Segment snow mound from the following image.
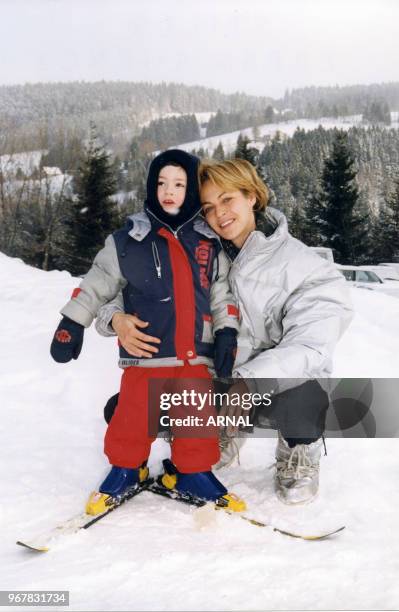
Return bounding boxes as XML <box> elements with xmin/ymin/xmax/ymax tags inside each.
<box><xmin>1</xmin><ymin>254</ymin><xmax>398</xmax><ymax>611</ymax></box>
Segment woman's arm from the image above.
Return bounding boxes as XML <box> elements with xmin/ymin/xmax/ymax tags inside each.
<box><xmin>234</xmin><ymin>265</ymin><xmax>353</xmax><ymax>381</ymax></box>
<box><xmin>209</xmin><ymin>251</ymin><xmax>240</xmax><ymax>333</ymax></box>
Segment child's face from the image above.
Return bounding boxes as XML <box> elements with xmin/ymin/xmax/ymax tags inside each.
<box><xmin>157</xmin><ymin>165</ymin><xmax>187</xmax><ymax>216</ymax></box>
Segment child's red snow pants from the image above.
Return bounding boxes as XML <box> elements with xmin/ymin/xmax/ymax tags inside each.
<box><xmin>104</xmin><ymin>363</ymin><xmax>220</xmax><ymax>473</ymax></box>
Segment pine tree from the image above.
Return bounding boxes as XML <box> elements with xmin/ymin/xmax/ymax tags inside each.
<box><xmin>234</xmin><ymin>134</ymin><xmax>258</xmax><ymax>166</ymax></box>
<box><xmin>212</xmin><ymin>142</ymin><xmax>225</xmax><ymax>161</ymax></box>
<box><xmin>61</xmin><ymin>126</ymin><xmax>119</xmax><ymax>275</ymax></box>
<box><xmin>383</xmin><ymin>178</ymin><xmax>399</xmax><ymax>261</ymax></box>
<box><xmin>288</xmin><ymin>202</ymin><xmax>306</xmax><ymax>241</ymax></box>
<box><xmin>315</xmin><ymin>131</ymin><xmax>364</xmax><ymax>263</ymax></box>
<box><xmin>369</xmin><ymin>205</ymin><xmax>394</xmax><ymax>263</ymax></box>
<box><xmin>302</xmin><ymin>192</ymin><xmax>327</xmax><ymax>246</ymax></box>
<box><xmin>125</xmin><ymin>138</ymin><xmax>150</xmax><ymax>213</ymax></box>
<box><xmin>264</xmin><ymin>105</ymin><xmax>275</xmax><ymax>124</ymax></box>
<box><xmin>351</xmin><ymin>191</ymin><xmax>373</xmax><ymax>264</ymax></box>
<box><xmin>363</xmin><ymin>99</ymin><xmax>391</xmax><ymax>125</ymax></box>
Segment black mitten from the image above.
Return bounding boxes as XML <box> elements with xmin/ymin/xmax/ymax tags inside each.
<box><xmin>50</xmin><ymin>316</ymin><xmax>84</xmax><ymax>363</ymax></box>
<box><xmin>214</xmin><ymin>327</ymin><xmax>238</xmax><ymax>378</ymax></box>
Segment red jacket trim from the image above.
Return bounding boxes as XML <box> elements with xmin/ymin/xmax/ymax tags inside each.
<box><xmin>227</xmin><ymin>304</ymin><xmax>239</xmax><ymax>318</ymax></box>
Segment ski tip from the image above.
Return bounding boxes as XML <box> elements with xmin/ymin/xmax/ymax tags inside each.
<box><xmin>273</xmin><ymin>525</ymin><xmax>346</xmax><ymax>541</ymax></box>
<box><xmin>16</xmin><ymin>540</ymin><xmax>50</xmax><ymax>553</ymax></box>
<box><xmin>312</xmin><ymin>525</ymin><xmax>346</xmax><ymax>540</ymax></box>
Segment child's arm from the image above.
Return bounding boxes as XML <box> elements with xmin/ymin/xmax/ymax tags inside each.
<box><xmin>210</xmin><ymin>251</ymin><xmax>240</xmax><ymax>378</ymax></box>
<box><xmin>50</xmin><ymin>235</ymin><xmax>126</xmax><ymax>363</ymax></box>
<box><xmin>61</xmin><ymin>235</ymin><xmax>126</xmax><ymax>327</ymax></box>
<box><xmin>95</xmin><ymin>291</ymin><xmax>124</xmax><ymax>337</ymax></box>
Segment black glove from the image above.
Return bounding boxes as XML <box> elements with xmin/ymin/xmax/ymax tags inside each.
<box><xmin>50</xmin><ymin>316</ymin><xmax>84</xmax><ymax>363</ymax></box>
<box><xmin>214</xmin><ymin>327</ymin><xmax>238</xmax><ymax>378</ymax></box>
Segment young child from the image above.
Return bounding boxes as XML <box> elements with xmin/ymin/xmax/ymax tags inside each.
<box><xmin>50</xmin><ymin>149</ymin><xmax>245</xmax><ymax>514</ymax></box>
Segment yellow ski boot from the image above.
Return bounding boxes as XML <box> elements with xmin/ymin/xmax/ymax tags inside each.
<box><xmin>86</xmin><ymin>464</ymin><xmax>149</xmax><ymax>515</ymax></box>
<box><xmin>159</xmin><ymin>459</ymin><xmax>246</xmax><ymax>512</ymax></box>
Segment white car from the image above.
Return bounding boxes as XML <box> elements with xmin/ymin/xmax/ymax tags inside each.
<box><xmin>309</xmin><ymin>246</ymin><xmax>334</xmax><ymax>262</ymax></box>
<box><xmin>378</xmin><ymin>263</ymin><xmax>399</xmax><ymax>278</ymax></box>
<box><xmin>367</xmin><ymin>265</ymin><xmax>399</xmax><ymax>281</ymax></box>
<box><xmin>336</xmin><ymin>265</ymin><xmax>399</xmax><ymax>299</ymax></box>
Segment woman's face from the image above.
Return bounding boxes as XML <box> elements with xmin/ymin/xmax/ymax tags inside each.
<box><xmin>200</xmin><ymin>180</ymin><xmax>256</xmax><ymax>248</ymax></box>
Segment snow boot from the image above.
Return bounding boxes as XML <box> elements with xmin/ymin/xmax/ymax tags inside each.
<box><xmin>159</xmin><ymin>459</ymin><xmax>246</xmax><ymax>512</ymax></box>
<box><xmin>275</xmin><ymin>432</ymin><xmax>322</xmax><ymax>505</ymax></box>
<box><xmin>86</xmin><ymin>463</ymin><xmax>150</xmax><ymax>515</ymax></box>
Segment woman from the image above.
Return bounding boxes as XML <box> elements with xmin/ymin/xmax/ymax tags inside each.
<box><xmin>97</xmin><ymin>158</ymin><xmax>353</xmax><ymax>504</ymax></box>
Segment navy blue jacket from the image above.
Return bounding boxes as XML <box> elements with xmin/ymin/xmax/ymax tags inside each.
<box><xmin>113</xmin><ymin>210</ymin><xmax>234</xmax><ymax>365</ymax></box>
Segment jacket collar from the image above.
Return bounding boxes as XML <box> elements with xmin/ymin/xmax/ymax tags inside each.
<box><xmin>193</xmin><ymin>216</ymin><xmax>221</xmax><ymax>240</ymax></box>
<box><xmin>227</xmin><ymin>207</ymin><xmax>289</xmax><ymax>266</ymax></box>
<box><xmin>126</xmin><ymin>211</ymin><xmax>219</xmax><ymax>242</ymax></box>
<box><xmin>126</xmin><ymin>208</ymin><xmax>288</xmax><ymax>259</ymax></box>
<box><xmin>126</xmin><ymin>211</ymin><xmax>152</xmax><ymax>241</ymax></box>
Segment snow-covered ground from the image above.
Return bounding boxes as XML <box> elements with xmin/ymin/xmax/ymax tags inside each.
<box><xmin>175</xmin><ymin>113</ymin><xmax>399</xmax><ymax>156</ymax></box>
<box><xmin>1</xmin><ymin>253</ymin><xmax>399</xmax><ymax>611</ymax></box>
<box><xmin>1</xmin><ymin>173</ymin><xmax>73</xmax><ymax>201</ymax></box>
<box><xmin>0</xmin><ymin>150</ymin><xmax>46</xmax><ymax>178</ymax></box>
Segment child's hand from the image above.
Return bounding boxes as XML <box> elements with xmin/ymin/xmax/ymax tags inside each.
<box><xmin>50</xmin><ymin>316</ymin><xmax>84</xmax><ymax>363</ymax></box>
<box><xmin>112</xmin><ymin>313</ymin><xmax>161</xmax><ymax>358</ymax></box>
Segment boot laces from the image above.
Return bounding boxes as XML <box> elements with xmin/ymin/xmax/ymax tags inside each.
<box><xmin>278</xmin><ymin>444</ymin><xmax>317</xmax><ymax>480</ymax></box>
<box><xmin>219</xmin><ymin>434</ymin><xmax>241</xmax><ymax>466</ymax></box>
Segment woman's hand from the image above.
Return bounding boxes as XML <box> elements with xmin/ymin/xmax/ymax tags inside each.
<box><xmin>218</xmin><ymin>379</ymin><xmax>251</xmax><ymax>436</ymax></box>
<box><xmin>111</xmin><ymin>312</ymin><xmax>161</xmax><ymax>358</ymax></box>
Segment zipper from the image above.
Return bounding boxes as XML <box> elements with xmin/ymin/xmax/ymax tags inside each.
<box><xmin>214</xmin><ymin>251</ymin><xmax>220</xmax><ymax>280</ymax></box>
<box><xmin>152</xmin><ymin>241</ymin><xmax>162</xmax><ymax>278</ymax></box>
<box><xmin>146</xmin><ymin>208</ymin><xmax>200</xmax><ymax>240</ymax></box>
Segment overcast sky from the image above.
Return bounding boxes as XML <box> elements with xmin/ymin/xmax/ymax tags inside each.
<box><xmin>0</xmin><ymin>0</ymin><xmax>398</xmax><ymax>98</ymax></box>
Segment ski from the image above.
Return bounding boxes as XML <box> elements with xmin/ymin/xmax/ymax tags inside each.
<box><xmin>17</xmin><ymin>478</ymin><xmax>345</xmax><ymax>552</ymax></box>
<box><xmin>16</xmin><ymin>478</ymin><xmax>154</xmax><ymax>552</ymax></box>
<box><xmin>148</xmin><ymin>482</ymin><xmax>346</xmax><ymax>541</ymax></box>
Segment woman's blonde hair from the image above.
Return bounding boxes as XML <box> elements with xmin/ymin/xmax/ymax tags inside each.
<box><xmin>198</xmin><ymin>158</ymin><xmax>269</xmax><ymax>211</ymax></box>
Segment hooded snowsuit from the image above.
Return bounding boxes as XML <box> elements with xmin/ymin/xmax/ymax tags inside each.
<box><xmin>60</xmin><ymin>150</ymin><xmax>239</xmax><ymax>472</ymax></box>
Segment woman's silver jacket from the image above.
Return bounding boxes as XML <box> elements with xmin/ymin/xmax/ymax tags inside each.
<box><xmin>228</xmin><ymin>208</ymin><xmax>353</xmax><ymax>391</ymax></box>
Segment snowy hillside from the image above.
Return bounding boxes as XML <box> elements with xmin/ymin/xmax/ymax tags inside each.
<box><xmin>174</xmin><ymin>113</ymin><xmax>399</xmax><ymax>155</ymax></box>
<box><xmin>1</xmin><ymin>253</ymin><xmax>399</xmax><ymax>611</ymax></box>
<box><xmin>0</xmin><ymin>150</ymin><xmax>46</xmax><ymax>177</ymax></box>
<box><xmin>1</xmin><ymin>173</ymin><xmax>73</xmax><ymax>201</ymax></box>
